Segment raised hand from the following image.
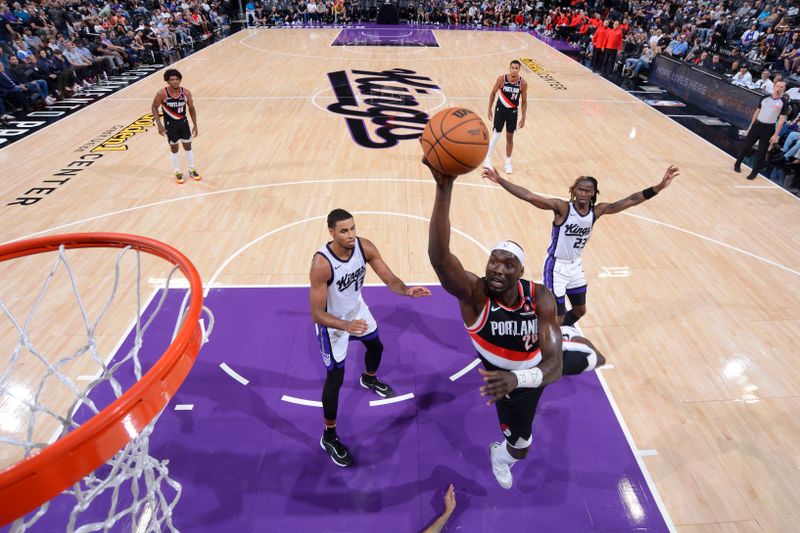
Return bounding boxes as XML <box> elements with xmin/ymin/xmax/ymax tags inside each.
<box><xmin>658</xmin><ymin>165</ymin><xmax>680</xmax><ymax>191</ymax></box>
<box><xmin>421</xmin><ymin>157</ymin><xmax>457</xmax><ymax>186</ymax></box>
<box><xmin>444</xmin><ymin>484</ymin><xmax>456</xmax><ymax>514</ymax></box>
<box><xmin>482</xmin><ymin>166</ymin><xmax>501</xmax><ymax>183</ymax></box>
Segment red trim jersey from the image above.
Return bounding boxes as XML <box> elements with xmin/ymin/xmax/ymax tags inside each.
<box><xmin>161</xmin><ymin>87</ymin><xmax>188</xmax><ymax>126</ymax></box>
<box><xmin>465</xmin><ymin>280</ymin><xmax>542</xmax><ymax>370</ymax></box>
<box><xmin>497</xmin><ymin>75</ymin><xmax>523</xmax><ymax>109</ymax></box>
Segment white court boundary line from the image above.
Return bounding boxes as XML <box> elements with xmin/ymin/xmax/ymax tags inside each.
<box><xmin>594</xmin><ymin>367</ymin><xmax>674</xmax><ymax>531</ymax></box>
<box><xmin>370</xmin><ymin>392</ymin><xmax>415</xmax><ymax>406</ymax></box>
<box><xmin>281</xmin><ymin>395</ymin><xmax>323</xmax><ymax>407</ymax></box>
<box><xmin>219</xmin><ymin>362</ymin><xmax>250</xmax><ymax>385</ymax></box>
<box><xmin>449</xmin><ymin>358</ymin><xmax>481</xmax><ymax>381</ymax></box>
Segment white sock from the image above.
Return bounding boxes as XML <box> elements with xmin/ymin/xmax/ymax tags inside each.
<box><xmin>185</xmin><ymin>149</ymin><xmax>195</xmax><ymax>169</ymax></box>
<box><xmin>170</xmin><ymin>152</ymin><xmax>180</xmax><ymax>172</ymax></box>
<box><xmin>496</xmin><ymin>442</ymin><xmax>519</xmax><ymax>466</ymax></box>
<box><xmin>506</xmin><ymin>155</ymin><xmax>512</xmax><ymax>164</ymax></box>
<box><xmin>487</xmin><ymin>130</ymin><xmax>502</xmax><ymax>159</ymax></box>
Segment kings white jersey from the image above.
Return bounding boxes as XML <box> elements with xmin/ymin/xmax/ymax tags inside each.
<box><xmin>547</xmin><ymin>202</ymin><xmax>595</xmax><ymax>262</ymax></box>
<box><xmin>315</xmin><ymin>238</ymin><xmax>368</xmax><ymax>320</ymax></box>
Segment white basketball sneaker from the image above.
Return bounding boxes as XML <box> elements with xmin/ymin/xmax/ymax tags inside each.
<box><xmin>490</xmin><ymin>442</ymin><xmax>513</xmax><ymax>489</ymax></box>
<box><xmin>504</xmin><ymin>160</ymin><xmax>513</xmax><ymax>173</ymax></box>
<box><xmin>484</xmin><ymin>156</ymin><xmax>493</xmax><ymax>169</ymax></box>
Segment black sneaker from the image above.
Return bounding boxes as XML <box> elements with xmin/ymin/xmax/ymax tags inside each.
<box><xmin>320</xmin><ymin>435</ymin><xmax>353</xmax><ymax>467</ymax></box>
<box><xmin>746</xmin><ymin>173</ymin><xmax>757</xmax><ymax>180</ymax></box>
<box><xmin>360</xmin><ymin>373</ymin><xmax>395</xmax><ymax>398</ymax></box>
<box><xmin>733</xmin><ymin>162</ymin><xmax>741</xmax><ymax>173</ymax></box>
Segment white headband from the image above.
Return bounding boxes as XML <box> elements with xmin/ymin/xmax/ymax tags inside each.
<box><xmin>491</xmin><ymin>241</ymin><xmax>525</xmax><ymax>267</ymax></box>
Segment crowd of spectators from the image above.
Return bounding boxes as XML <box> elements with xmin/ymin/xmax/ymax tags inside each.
<box><xmin>1</xmin><ymin>0</ymin><xmax>231</xmax><ymax>120</ymax></box>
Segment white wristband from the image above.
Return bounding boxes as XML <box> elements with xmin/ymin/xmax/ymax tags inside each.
<box><xmin>511</xmin><ymin>367</ymin><xmax>543</xmax><ymax>389</ymax></box>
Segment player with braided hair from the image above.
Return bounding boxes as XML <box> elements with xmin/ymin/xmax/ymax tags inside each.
<box><xmin>483</xmin><ymin>166</ymin><xmax>679</xmax><ymax>325</ymax></box>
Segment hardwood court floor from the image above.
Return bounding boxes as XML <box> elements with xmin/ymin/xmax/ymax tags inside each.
<box><xmin>1</xmin><ymin>27</ymin><xmax>799</xmax><ymax>532</ymax></box>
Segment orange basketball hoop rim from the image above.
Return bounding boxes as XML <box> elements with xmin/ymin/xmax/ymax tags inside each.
<box><xmin>0</xmin><ymin>233</ymin><xmax>204</xmax><ymax>526</ymax></box>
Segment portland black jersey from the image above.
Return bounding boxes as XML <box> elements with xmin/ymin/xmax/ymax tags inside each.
<box><xmin>496</xmin><ymin>75</ymin><xmax>522</xmax><ymax>109</ymax></box>
<box><xmin>466</xmin><ymin>279</ymin><xmax>541</xmax><ymax>370</ymax></box>
<box><xmin>161</xmin><ymin>87</ymin><xmax>188</xmax><ymax>127</ymax></box>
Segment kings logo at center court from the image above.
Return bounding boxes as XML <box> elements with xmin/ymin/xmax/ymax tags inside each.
<box><xmin>326</xmin><ymin>68</ymin><xmax>440</xmax><ymax>149</ymax></box>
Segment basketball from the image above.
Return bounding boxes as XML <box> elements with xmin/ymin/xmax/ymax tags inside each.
<box><xmin>420</xmin><ymin>107</ymin><xmax>490</xmax><ymax>176</ymax></box>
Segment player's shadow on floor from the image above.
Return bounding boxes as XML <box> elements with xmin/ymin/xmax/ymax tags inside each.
<box><xmin>370</xmin><ymin>303</ymin><xmax>469</xmax><ymax>352</ymax></box>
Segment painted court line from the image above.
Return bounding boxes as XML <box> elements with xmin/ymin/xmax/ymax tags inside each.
<box><xmin>449</xmin><ymin>358</ymin><xmax>481</xmax><ymax>381</ymax></box>
<box><xmin>598</xmin><ymin>363</ymin><xmax>615</xmax><ymax>370</ymax></box>
<box><xmin>639</xmin><ymin>449</ymin><xmax>659</xmax><ymax>456</ymax></box>
<box><xmin>369</xmin><ymin>392</ymin><xmax>415</xmax><ymax>406</ymax></box>
<box><xmin>281</xmin><ymin>395</ymin><xmax>323</xmax><ymax>407</ymax></box>
<box><xmin>734</xmin><ymin>185</ymin><xmax>780</xmax><ymax>189</ymax></box>
<box><xmin>220</xmin><ymin>362</ymin><xmax>250</xmax><ymax>385</ymax></box>
<box><xmin>174</xmin><ymin>404</ymin><xmax>194</xmax><ymax>411</ymax></box>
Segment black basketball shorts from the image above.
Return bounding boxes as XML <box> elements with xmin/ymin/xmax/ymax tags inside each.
<box><xmin>493</xmin><ymin>104</ymin><xmax>519</xmax><ymax>133</ymax></box>
<box><xmin>166</xmin><ymin>121</ymin><xmax>192</xmax><ymax>144</ymax></box>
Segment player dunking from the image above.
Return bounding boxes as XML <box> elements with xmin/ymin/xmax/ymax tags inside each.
<box><xmin>150</xmin><ymin>69</ymin><xmax>200</xmax><ymax>184</ymax></box>
<box><xmin>485</xmin><ymin>59</ymin><xmax>528</xmax><ymax>174</ymax></box>
<box><xmin>426</xmin><ymin>161</ymin><xmax>563</xmax><ymax>489</ymax></box>
<box><xmin>483</xmin><ymin>165</ymin><xmax>679</xmax><ymax>326</ymax></box>
<box><xmin>310</xmin><ymin>209</ymin><xmax>431</xmax><ymax>467</ymax></box>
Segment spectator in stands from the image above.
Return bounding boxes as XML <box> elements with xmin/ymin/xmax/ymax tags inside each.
<box><xmin>590</xmin><ymin>19</ymin><xmax>609</xmax><ymax>72</ymax></box>
<box><xmin>623</xmin><ymin>44</ymin><xmax>656</xmax><ymax>79</ymax></box>
<box><xmin>667</xmin><ymin>33</ymin><xmax>688</xmax><ymax>58</ymax></box>
<box><xmin>732</xmin><ymin>65</ymin><xmax>753</xmax><ymax>87</ymax></box>
<box><xmin>0</xmin><ymin>61</ymin><xmax>30</xmax><ymax>111</ymax></box>
<box><xmin>7</xmin><ymin>55</ymin><xmax>51</xmax><ymax>103</ymax></box>
<box><xmin>684</xmin><ymin>37</ymin><xmax>704</xmax><ymax>62</ymax></box>
<box><xmin>748</xmin><ymin>44</ymin><xmax>770</xmax><ymax>63</ymax></box>
<box><xmin>693</xmin><ymin>51</ymin><xmax>712</xmax><ymax>69</ymax></box>
<box><xmin>753</xmin><ymin>69</ymin><xmax>775</xmax><ymax>94</ymax></box>
<box><xmin>727</xmin><ymin>60</ymin><xmax>742</xmax><ymax>79</ymax></box>
<box><xmin>778</xmin><ymin>34</ymin><xmax>800</xmax><ymax>73</ymax></box>
<box><xmin>740</xmin><ymin>23</ymin><xmax>760</xmax><ymax>51</ymax></box>
<box><xmin>603</xmin><ymin>20</ymin><xmax>623</xmax><ymax>77</ymax></box>
<box><xmin>788</xmin><ymin>65</ymin><xmax>800</xmax><ymax>84</ymax></box>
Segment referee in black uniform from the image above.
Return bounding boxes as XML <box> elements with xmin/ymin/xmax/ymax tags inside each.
<box><xmin>734</xmin><ymin>80</ymin><xmax>789</xmax><ymax>180</ymax></box>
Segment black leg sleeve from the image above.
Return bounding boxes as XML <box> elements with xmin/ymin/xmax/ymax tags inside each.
<box><xmin>362</xmin><ymin>336</ymin><xmax>384</xmax><ymax>374</ymax></box>
<box><xmin>322</xmin><ymin>365</ymin><xmax>345</xmax><ymax>421</ymax></box>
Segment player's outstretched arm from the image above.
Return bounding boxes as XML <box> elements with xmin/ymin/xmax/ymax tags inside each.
<box><xmin>482</xmin><ymin>167</ymin><xmax>569</xmax><ymax>215</ymax></box>
<box><xmin>421</xmin><ymin>484</ymin><xmax>456</xmax><ymax>533</ymax></box>
<box><xmin>425</xmin><ymin>159</ymin><xmax>482</xmax><ymax>303</ymax></box>
<box><xmin>361</xmin><ymin>238</ymin><xmax>431</xmax><ymax>298</ymax></box>
<box><xmin>309</xmin><ymin>254</ymin><xmax>367</xmax><ymax>335</ymax></box>
<box><xmin>595</xmin><ymin>165</ymin><xmax>679</xmax><ymax>218</ymax></box>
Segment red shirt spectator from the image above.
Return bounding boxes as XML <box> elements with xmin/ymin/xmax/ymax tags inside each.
<box><xmin>593</xmin><ymin>23</ymin><xmax>610</xmax><ymax>49</ymax></box>
<box><xmin>606</xmin><ymin>26</ymin><xmax>624</xmax><ymax>51</ymax></box>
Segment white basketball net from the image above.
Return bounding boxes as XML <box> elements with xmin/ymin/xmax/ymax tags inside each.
<box><xmin>0</xmin><ymin>244</ymin><xmax>210</xmax><ymax>532</ymax></box>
